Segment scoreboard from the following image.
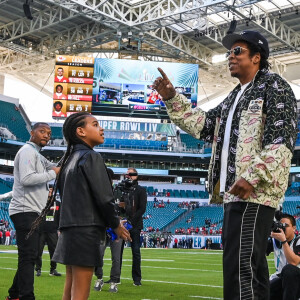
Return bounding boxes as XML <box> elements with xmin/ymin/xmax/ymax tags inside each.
<box><xmin>52</xmin><ymin>55</ymin><xmax>94</xmax><ymax>118</ymax></box>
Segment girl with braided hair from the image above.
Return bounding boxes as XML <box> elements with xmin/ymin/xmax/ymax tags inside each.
<box><xmin>51</xmin><ymin>112</ymin><xmax>131</xmax><ymax>300</ymax></box>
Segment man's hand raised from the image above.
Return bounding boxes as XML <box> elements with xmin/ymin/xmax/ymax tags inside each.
<box><xmin>152</xmin><ymin>68</ymin><xmax>176</xmax><ymax>101</ymax></box>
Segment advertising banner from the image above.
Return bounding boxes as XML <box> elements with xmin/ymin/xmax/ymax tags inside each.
<box><xmin>171</xmin><ymin>235</ymin><xmax>222</xmax><ymax>249</ymax></box>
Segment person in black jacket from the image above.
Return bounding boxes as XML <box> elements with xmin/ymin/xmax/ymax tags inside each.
<box><xmin>35</xmin><ymin>187</ymin><xmax>61</xmax><ymax>277</ymax></box>
<box><xmin>50</xmin><ymin>112</ymin><xmax>131</xmax><ymax>300</ymax></box>
<box><xmin>121</xmin><ymin>168</ymin><xmax>147</xmax><ymax>286</ymax></box>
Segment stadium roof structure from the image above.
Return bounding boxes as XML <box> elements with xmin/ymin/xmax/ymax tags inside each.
<box><xmin>0</xmin><ymin>0</ymin><xmax>299</xmax><ymax>101</ymax></box>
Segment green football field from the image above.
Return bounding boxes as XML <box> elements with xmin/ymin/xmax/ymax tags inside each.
<box><xmin>0</xmin><ymin>245</ymin><xmax>276</xmax><ymax>299</ymax></box>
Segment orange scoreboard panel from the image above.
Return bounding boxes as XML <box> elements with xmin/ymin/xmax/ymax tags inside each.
<box><xmin>53</xmin><ymin>55</ymin><xmax>94</xmax><ymax>118</ymax></box>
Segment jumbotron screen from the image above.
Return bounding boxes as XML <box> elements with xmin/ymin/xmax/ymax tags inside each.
<box><xmin>52</xmin><ymin>56</ymin><xmax>198</xmax><ymax>118</ymax></box>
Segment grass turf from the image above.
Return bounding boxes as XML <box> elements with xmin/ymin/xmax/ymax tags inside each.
<box><xmin>0</xmin><ymin>245</ymin><xmax>276</xmax><ymax>299</ymax></box>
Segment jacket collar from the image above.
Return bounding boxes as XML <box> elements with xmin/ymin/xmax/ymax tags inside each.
<box><xmin>72</xmin><ymin>143</ymin><xmax>93</xmax><ymax>152</ymax></box>
<box><xmin>26</xmin><ymin>141</ymin><xmax>41</xmax><ymax>152</ymax></box>
<box><xmin>235</xmin><ymin>68</ymin><xmax>268</xmax><ymax>90</ymax></box>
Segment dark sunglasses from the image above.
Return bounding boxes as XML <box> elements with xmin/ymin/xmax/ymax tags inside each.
<box><xmin>225</xmin><ymin>46</ymin><xmax>248</xmax><ymax>58</ymax></box>
<box><xmin>126</xmin><ymin>172</ymin><xmax>138</xmax><ymax>176</ymax></box>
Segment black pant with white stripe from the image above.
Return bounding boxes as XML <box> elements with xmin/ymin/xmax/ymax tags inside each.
<box><xmin>222</xmin><ymin>202</ymin><xmax>275</xmax><ymax>300</ymax></box>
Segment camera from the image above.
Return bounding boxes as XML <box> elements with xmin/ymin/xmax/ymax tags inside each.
<box><xmin>113</xmin><ymin>178</ymin><xmax>135</xmax><ymax>218</ymax></box>
<box><xmin>117</xmin><ymin>178</ymin><xmax>134</xmax><ymax>192</ymax></box>
<box><xmin>271</xmin><ymin>221</ymin><xmax>287</xmax><ymax>233</ymax></box>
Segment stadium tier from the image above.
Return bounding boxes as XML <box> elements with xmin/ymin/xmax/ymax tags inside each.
<box><xmin>143</xmin><ymin>202</ymin><xmax>186</xmax><ymax>231</ymax></box>
<box><xmin>0</xmin><ymin>178</ymin><xmax>12</xmax><ymax>193</ymax></box>
<box><xmin>50</xmin><ymin>126</ymin><xmax>64</xmax><ymax>140</ymax></box>
<box><xmin>167</xmin><ymin>206</ymin><xmax>224</xmax><ymax>233</ymax></box>
<box><xmin>180</xmin><ymin>134</ymin><xmax>204</xmax><ymax>150</ymax></box>
<box><xmin>0</xmin><ymin>201</ymin><xmax>12</xmax><ymax>228</ymax></box>
<box><xmin>145</xmin><ymin>186</ymin><xmax>209</xmax><ymax>199</ymax></box>
<box><xmin>0</xmin><ymin>100</ymin><xmax>30</xmax><ymax>142</ymax></box>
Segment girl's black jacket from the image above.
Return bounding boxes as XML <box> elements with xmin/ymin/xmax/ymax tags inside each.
<box><xmin>58</xmin><ymin>143</ymin><xmax>120</xmax><ymax>230</ymax></box>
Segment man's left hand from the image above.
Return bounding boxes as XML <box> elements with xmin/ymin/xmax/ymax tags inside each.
<box><xmin>228</xmin><ymin>178</ymin><xmax>254</xmax><ymax>200</ymax></box>
<box><xmin>270</xmin><ymin>228</ymin><xmax>286</xmax><ymax>242</ymax></box>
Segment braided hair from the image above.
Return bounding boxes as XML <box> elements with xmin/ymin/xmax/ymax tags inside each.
<box><xmin>27</xmin><ymin>112</ymin><xmax>91</xmax><ymax>239</ymax></box>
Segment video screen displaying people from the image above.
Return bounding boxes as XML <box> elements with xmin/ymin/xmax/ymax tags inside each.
<box><xmin>92</xmin><ymin>58</ymin><xmax>199</xmax><ymax>110</ymax></box>
<box><xmin>146</xmin><ymin>85</ymin><xmax>165</xmax><ymax>106</ymax></box>
<box><xmin>95</xmin><ymin>83</ymin><xmax>122</xmax><ymax>104</ymax></box>
<box><xmin>54</xmin><ymin>66</ymin><xmax>69</xmax><ymax>83</ymax></box>
<box><xmin>53</xmin><ymin>83</ymin><xmax>68</xmax><ymax>100</ymax></box>
<box><xmin>52</xmin><ymin>100</ymin><xmax>67</xmax><ymax>117</ymax></box>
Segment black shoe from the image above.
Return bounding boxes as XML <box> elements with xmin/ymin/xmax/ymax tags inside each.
<box><xmin>133</xmin><ymin>281</ymin><xmax>142</xmax><ymax>286</ymax></box>
<box><xmin>36</xmin><ymin>270</ymin><xmax>41</xmax><ymax>277</ymax></box>
<box><xmin>49</xmin><ymin>269</ymin><xmax>61</xmax><ymax>276</ymax></box>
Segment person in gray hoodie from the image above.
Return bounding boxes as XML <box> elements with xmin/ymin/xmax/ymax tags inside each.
<box><xmin>6</xmin><ymin>122</ymin><xmax>60</xmax><ymax>300</ymax></box>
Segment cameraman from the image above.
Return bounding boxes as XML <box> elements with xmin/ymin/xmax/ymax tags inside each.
<box><xmin>121</xmin><ymin>168</ymin><xmax>147</xmax><ymax>286</ymax></box>
<box><xmin>267</xmin><ymin>213</ymin><xmax>300</xmax><ymax>300</ymax></box>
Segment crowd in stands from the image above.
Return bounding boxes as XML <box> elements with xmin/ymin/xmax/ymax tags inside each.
<box><xmin>174</xmin><ymin>225</ymin><xmax>222</xmax><ymax>236</ymax></box>
<box><xmin>0</xmin><ymin>219</ymin><xmax>15</xmax><ymax>245</ymax></box>
<box><xmin>152</xmin><ymin>198</ymin><xmax>170</xmax><ymax>208</ymax></box>
<box><xmin>177</xmin><ymin>201</ymin><xmax>199</xmax><ymax>209</ymax></box>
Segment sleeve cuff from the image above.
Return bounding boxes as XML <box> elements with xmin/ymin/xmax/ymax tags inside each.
<box><xmin>164</xmin><ymin>93</ymin><xmax>181</xmax><ymax>109</ymax></box>
<box><xmin>48</xmin><ymin>169</ymin><xmax>57</xmax><ymax>180</ymax></box>
<box><xmin>241</xmin><ymin>167</ymin><xmax>261</xmax><ymax>188</ymax></box>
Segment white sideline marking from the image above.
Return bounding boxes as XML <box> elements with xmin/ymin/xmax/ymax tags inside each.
<box><xmin>173</xmin><ymin>251</ymin><xmax>222</xmax><ymax>255</ymax></box>
<box><xmin>0</xmin><ymin>250</ymin><xmax>18</xmax><ymax>254</ymax></box>
<box><xmin>0</xmin><ymin>257</ymin><xmax>222</xmax><ymax>272</ymax></box>
<box><xmin>122</xmin><ymin>264</ymin><xmax>222</xmax><ymax>272</ymax></box>
<box><xmin>0</xmin><ymin>267</ymin><xmax>223</xmax><ymax>288</ymax></box>
<box><xmin>188</xmin><ymin>296</ymin><xmax>223</xmax><ymax>299</ymax></box>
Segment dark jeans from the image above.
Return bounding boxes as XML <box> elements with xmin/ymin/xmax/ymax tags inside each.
<box><xmin>129</xmin><ymin>228</ymin><xmax>142</xmax><ymax>282</ymax></box>
<box><xmin>222</xmin><ymin>202</ymin><xmax>275</xmax><ymax>300</ymax></box>
<box><xmin>270</xmin><ymin>264</ymin><xmax>300</xmax><ymax>300</ymax></box>
<box><xmin>8</xmin><ymin>212</ymin><xmax>39</xmax><ymax>300</ymax></box>
<box><xmin>35</xmin><ymin>231</ymin><xmax>58</xmax><ymax>272</ymax></box>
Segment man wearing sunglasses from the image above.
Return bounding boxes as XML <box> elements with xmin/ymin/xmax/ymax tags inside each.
<box><xmin>120</xmin><ymin>168</ymin><xmax>147</xmax><ymax>286</ymax></box>
<box><xmin>153</xmin><ymin>30</ymin><xmax>297</xmax><ymax>300</ymax></box>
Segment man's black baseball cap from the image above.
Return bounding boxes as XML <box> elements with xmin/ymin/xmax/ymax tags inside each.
<box><xmin>222</xmin><ymin>30</ymin><xmax>269</xmax><ymax>58</ymax></box>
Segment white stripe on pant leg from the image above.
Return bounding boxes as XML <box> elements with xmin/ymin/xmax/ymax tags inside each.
<box><xmin>239</xmin><ymin>203</ymin><xmax>259</xmax><ymax>300</ymax></box>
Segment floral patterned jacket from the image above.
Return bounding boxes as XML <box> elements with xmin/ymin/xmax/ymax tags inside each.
<box><xmin>165</xmin><ymin>70</ymin><xmax>297</xmax><ymax>208</ymax></box>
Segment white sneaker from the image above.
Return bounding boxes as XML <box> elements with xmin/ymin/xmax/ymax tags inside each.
<box><xmin>94</xmin><ymin>278</ymin><xmax>104</xmax><ymax>291</ymax></box>
<box><xmin>109</xmin><ymin>283</ymin><xmax>118</xmax><ymax>293</ymax></box>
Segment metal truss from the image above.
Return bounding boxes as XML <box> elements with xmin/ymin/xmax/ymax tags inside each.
<box><xmin>45</xmin><ymin>0</ymin><xmax>130</xmax><ymax>29</ymax></box>
<box><xmin>43</xmin><ymin>0</ymin><xmax>217</xmax><ymax>63</ymax></box>
<box><xmin>62</xmin><ymin>0</ymin><xmax>266</xmax><ymax>30</ymax></box>
<box><xmin>36</xmin><ymin>21</ymin><xmax>115</xmax><ymax>55</ymax></box>
<box><xmin>57</xmin><ymin>0</ymin><xmax>226</xmax><ymax>28</ymax></box>
<box><xmin>269</xmin><ymin>57</ymin><xmax>287</xmax><ymax>77</ymax></box>
<box><xmin>145</xmin><ymin>27</ymin><xmax>213</xmax><ymax>66</ymax></box>
<box><xmin>0</xmin><ymin>6</ymin><xmax>77</xmax><ymax>42</ymax></box>
<box><xmin>0</xmin><ymin>22</ymin><xmax>115</xmax><ymax>71</ymax></box>
<box><xmin>226</xmin><ymin>2</ymin><xmax>300</xmax><ymax>53</ymax></box>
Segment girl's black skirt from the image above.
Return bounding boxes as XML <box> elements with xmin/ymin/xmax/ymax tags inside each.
<box><xmin>52</xmin><ymin>226</ymin><xmax>106</xmax><ymax>267</ymax></box>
